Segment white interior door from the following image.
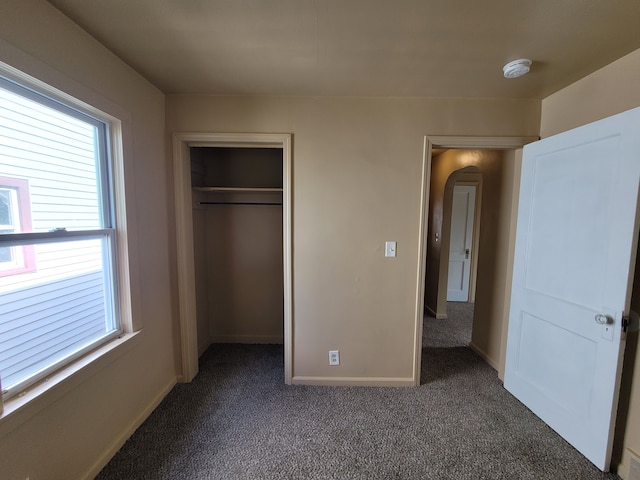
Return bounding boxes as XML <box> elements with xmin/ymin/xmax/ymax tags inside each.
<box><xmin>447</xmin><ymin>185</ymin><xmax>475</xmax><ymax>302</ymax></box>
<box><xmin>505</xmin><ymin>106</ymin><xmax>640</xmax><ymax>471</ymax></box>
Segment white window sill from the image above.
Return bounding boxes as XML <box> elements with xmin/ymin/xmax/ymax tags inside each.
<box><xmin>0</xmin><ymin>330</ymin><xmax>142</xmax><ymax>438</ymax></box>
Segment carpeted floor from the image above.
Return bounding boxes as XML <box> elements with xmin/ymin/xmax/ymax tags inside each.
<box><xmin>96</xmin><ymin>303</ymin><xmax>620</xmax><ymax>480</ymax></box>
<box><xmin>423</xmin><ymin>301</ymin><xmax>473</xmax><ymax>348</ymax></box>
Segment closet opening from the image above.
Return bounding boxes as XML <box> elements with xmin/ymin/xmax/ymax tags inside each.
<box><xmin>191</xmin><ymin>147</ymin><xmax>284</xmax><ymax>351</ymax></box>
<box><xmin>173</xmin><ymin>133</ymin><xmax>292</xmax><ymax>384</ymax></box>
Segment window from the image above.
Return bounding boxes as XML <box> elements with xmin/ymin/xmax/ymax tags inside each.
<box><xmin>0</xmin><ymin>72</ymin><xmax>122</xmax><ymax>400</ymax></box>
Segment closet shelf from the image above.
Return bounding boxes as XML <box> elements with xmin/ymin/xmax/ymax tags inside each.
<box><xmin>193</xmin><ymin>187</ymin><xmax>283</xmax><ymax>193</ymax></box>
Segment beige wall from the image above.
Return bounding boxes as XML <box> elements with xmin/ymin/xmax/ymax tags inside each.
<box><xmin>167</xmin><ymin>95</ymin><xmax>541</xmax><ymax>382</ymax></box>
<box><xmin>541</xmin><ymin>48</ymin><xmax>640</xmax><ymax>138</ymax></box>
<box><xmin>425</xmin><ymin>150</ymin><xmax>518</xmax><ymax>371</ymax></box>
<box><xmin>0</xmin><ymin>1</ymin><xmax>175</xmax><ymax>479</ymax></box>
<box><xmin>540</xmin><ymin>47</ymin><xmax>640</xmax><ymax>479</ymax></box>
<box><xmin>203</xmin><ymin>205</ymin><xmax>284</xmax><ymax>343</ymax></box>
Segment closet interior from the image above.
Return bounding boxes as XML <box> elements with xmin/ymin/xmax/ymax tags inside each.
<box><xmin>190</xmin><ymin>147</ymin><xmax>284</xmax><ymax>356</ymax></box>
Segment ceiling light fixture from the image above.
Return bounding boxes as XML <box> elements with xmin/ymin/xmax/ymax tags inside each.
<box><xmin>503</xmin><ymin>59</ymin><xmax>532</xmax><ymax>79</ymax></box>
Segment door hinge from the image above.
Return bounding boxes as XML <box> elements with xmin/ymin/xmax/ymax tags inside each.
<box><xmin>622</xmin><ymin>315</ymin><xmax>630</xmax><ymax>333</ymax></box>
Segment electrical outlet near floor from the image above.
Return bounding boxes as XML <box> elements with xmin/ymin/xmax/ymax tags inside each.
<box><xmin>329</xmin><ymin>350</ymin><xmax>340</xmax><ymax>366</ymax></box>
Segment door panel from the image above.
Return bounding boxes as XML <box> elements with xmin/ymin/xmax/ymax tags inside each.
<box><xmin>516</xmin><ymin>311</ymin><xmax>597</xmax><ymax>416</ymax></box>
<box><xmin>505</xmin><ymin>106</ymin><xmax>640</xmax><ymax>471</ymax></box>
<box><xmin>447</xmin><ymin>185</ymin><xmax>475</xmax><ymax>302</ymax></box>
<box><xmin>523</xmin><ymin>140</ymin><xmax>616</xmax><ymax>308</ymax></box>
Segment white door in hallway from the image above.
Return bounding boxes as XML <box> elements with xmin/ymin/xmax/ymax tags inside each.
<box><xmin>447</xmin><ymin>185</ymin><xmax>476</xmax><ymax>302</ymax></box>
<box><xmin>504</xmin><ymin>106</ymin><xmax>640</xmax><ymax>471</ymax></box>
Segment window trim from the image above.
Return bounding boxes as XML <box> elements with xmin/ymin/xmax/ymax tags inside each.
<box><xmin>0</xmin><ymin>60</ymin><xmax>135</xmax><ymax>413</ymax></box>
<box><xmin>0</xmin><ymin>330</ymin><xmax>142</xmax><ymax>432</ymax></box>
<box><xmin>0</xmin><ymin>176</ymin><xmax>35</xmax><ymax>277</ymax></box>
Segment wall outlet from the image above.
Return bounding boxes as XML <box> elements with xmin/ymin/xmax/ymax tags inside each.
<box><xmin>329</xmin><ymin>350</ymin><xmax>340</xmax><ymax>366</ymax></box>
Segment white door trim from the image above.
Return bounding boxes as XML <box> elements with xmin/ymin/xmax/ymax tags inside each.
<box><xmin>413</xmin><ymin>135</ymin><xmax>538</xmax><ymax>385</ymax></box>
<box><xmin>173</xmin><ymin>132</ymin><xmax>293</xmax><ymax>383</ymax></box>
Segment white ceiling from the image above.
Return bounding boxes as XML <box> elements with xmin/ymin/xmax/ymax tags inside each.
<box><xmin>47</xmin><ymin>0</ymin><xmax>640</xmax><ymax>99</ymax></box>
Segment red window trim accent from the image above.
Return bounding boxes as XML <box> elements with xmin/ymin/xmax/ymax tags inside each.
<box><xmin>0</xmin><ymin>176</ymin><xmax>36</xmax><ymax>277</ymax></box>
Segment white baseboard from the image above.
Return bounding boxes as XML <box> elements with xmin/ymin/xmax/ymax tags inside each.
<box><xmin>211</xmin><ymin>334</ymin><xmax>284</xmax><ymax>344</ymax></box>
<box><xmin>425</xmin><ymin>305</ymin><xmax>447</xmax><ymax>319</ymax></box>
<box><xmin>81</xmin><ymin>377</ymin><xmax>177</xmax><ymax>480</ymax></box>
<box><xmin>469</xmin><ymin>341</ymin><xmax>498</xmax><ymax>371</ymax></box>
<box><xmin>618</xmin><ymin>447</ymin><xmax>640</xmax><ymax>480</ymax></box>
<box><xmin>292</xmin><ymin>376</ymin><xmax>415</xmax><ymax>387</ymax></box>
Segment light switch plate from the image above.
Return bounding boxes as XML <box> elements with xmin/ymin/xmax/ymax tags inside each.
<box><xmin>385</xmin><ymin>241</ymin><xmax>397</xmax><ymax>257</ymax></box>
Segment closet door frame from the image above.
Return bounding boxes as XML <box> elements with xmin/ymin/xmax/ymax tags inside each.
<box><xmin>172</xmin><ymin>132</ymin><xmax>292</xmax><ymax>383</ymax></box>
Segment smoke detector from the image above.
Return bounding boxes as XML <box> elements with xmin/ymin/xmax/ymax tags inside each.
<box><xmin>503</xmin><ymin>59</ymin><xmax>532</xmax><ymax>78</ymax></box>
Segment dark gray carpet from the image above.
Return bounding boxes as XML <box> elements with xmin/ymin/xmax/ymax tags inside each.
<box><xmin>96</xmin><ymin>304</ymin><xmax>619</xmax><ymax>480</ymax></box>
<box><xmin>423</xmin><ymin>301</ymin><xmax>473</xmax><ymax>348</ymax></box>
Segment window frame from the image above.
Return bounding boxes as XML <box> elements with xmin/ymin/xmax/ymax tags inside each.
<box><xmin>0</xmin><ymin>65</ymin><xmax>131</xmax><ymax>405</ymax></box>
<box><xmin>0</xmin><ymin>176</ymin><xmax>36</xmax><ymax>277</ymax></box>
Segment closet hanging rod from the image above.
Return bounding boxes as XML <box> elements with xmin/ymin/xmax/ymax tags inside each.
<box><xmin>193</xmin><ymin>186</ymin><xmax>283</xmax><ymax>193</ymax></box>
<box><xmin>197</xmin><ymin>201</ymin><xmax>282</xmax><ymax>206</ymax></box>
